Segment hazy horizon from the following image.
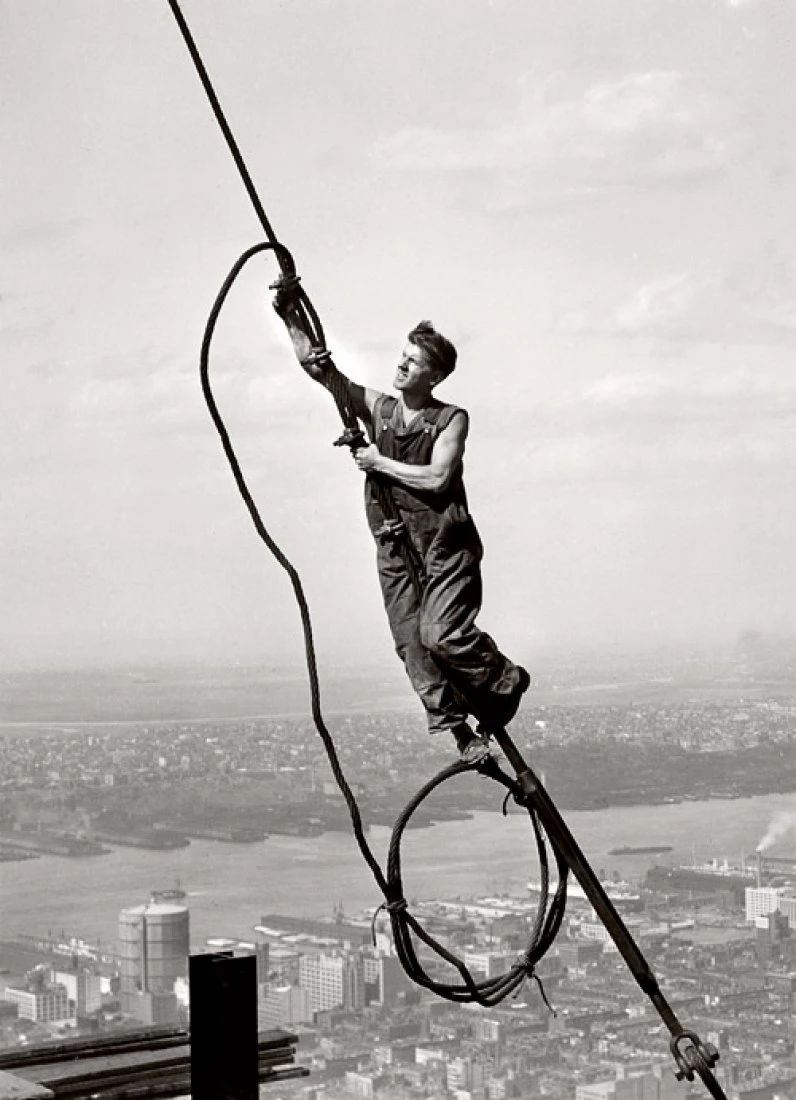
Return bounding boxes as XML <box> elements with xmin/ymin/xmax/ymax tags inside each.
<box><xmin>4</xmin><ymin>0</ymin><xmax>794</xmax><ymax>669</ymax></box>
<box><xmin>1</xmin><ymin>630</ymin><xmax>792</xmax><ymax>675</ymax></box>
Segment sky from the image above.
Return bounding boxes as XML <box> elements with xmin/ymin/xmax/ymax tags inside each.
<box><xmin>2</xmin><ymin>0</ymin><xmax>795</xmax><ymax>671</ymax></box>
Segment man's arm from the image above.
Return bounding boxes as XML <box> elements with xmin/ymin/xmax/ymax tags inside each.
<box><xmin>354</xmin><ymin>411</ymin><xmax>468</xmax><ymax>493</ymax></box>
<box><xmin>273</xmin><ymin>285</ymin><xmax>379</xmax><ymax>413</ymax></box>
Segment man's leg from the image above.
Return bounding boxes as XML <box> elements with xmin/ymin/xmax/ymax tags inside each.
<box><xmin>375</xmin><ymin>546</ymin><xmax>470</xmax><ymax>737</ymax></box>
<box><xmin>419</xmin><ymin>523</ymin><xmax>529</xmax><ymax>727</ymax></box>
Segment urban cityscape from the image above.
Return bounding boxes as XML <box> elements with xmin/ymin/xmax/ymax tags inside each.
<box><xmin>1</xmin><ymin>650</ymin><xmax>796</xmax><ymax>1098</ymax></box>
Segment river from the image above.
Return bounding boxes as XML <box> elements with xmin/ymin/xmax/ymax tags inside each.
<box><xmin>2</xmin><ymin>791</ymin><xmax>795</xmax><ymax>949</ymax></box>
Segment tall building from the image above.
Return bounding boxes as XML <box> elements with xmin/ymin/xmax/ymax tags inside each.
<box><xmin>118</xmin><ymin>901</ymin><xmax>189</xmax><ymax>1025</ymax></box>
<box><xmin>745</xmin><ymin>886</ymin><xmax>784</xmax><ymax>922</ymax></box>
<box><xmin>362</xmin><ymin>951</ymin><xmax>413</xmax><ymax>1008</ymax></box>
<box><xmin>778</xmin><ymin>893</ymin><xmax>796</xmax><ymax>926</ymax></box>
<box><xmin>52</xmin><ymin>967</ymin><xmax>102</xmax><ymax>1017</ymax></box>
<box><xmin>298</xmin><ymin>952</ymin><xmax>364</xmax><ymax>1015</ymax></box>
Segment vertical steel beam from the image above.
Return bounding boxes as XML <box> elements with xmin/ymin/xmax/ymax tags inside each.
<box><xmin>189</xmin><ymin>951</ymin><xmax>258</xmax><ymax>1099</ymax></box>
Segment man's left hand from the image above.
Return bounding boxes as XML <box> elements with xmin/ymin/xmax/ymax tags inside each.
<box><xmin>353</xmin><ymin>444</ymin><xmax>382</xmax><ymax>474</ymax></box>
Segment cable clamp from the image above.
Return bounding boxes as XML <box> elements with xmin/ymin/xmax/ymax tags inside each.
<box><xmin>304</xmin><ymin>347</ymin><xmax>332</xmax><ymax>369</ymax></box>
<box><xmin>333</xmin><ymin>427</ymin><xmax>366</xmax><ymax>450</ymax></box>
<box><xmin>269</xmin><ymin>272</ymin><xmax>301</xmax><ymax>293</ymax></box>
<box><xmin>374</xmin><ymin>518</ymin><xmax>407</xmax><ymax>544</ymax></box>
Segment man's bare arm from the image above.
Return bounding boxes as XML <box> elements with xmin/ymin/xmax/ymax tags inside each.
<box><xmin>274</xmin><ymin>288</ymin><xmax>378</xmax><ymax>412</ymax></box>
<box><xmin>354</xmin><ymin>412</ymin><xmax>468</xmax><ymax>492</ymax></box>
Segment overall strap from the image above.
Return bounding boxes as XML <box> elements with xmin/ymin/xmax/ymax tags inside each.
<box><xmin>376</xmin><ymin>395</ymin><xmax>398</xmax><ymax>422</ymax></box>
<box><xmin>421</xmin><ymin>402</ymin><xmax>466</xmax><ymax>441</ymax></box>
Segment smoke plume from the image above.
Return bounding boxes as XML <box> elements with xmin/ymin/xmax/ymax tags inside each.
<box><xmin>756</xmin><ymin>811</ymin><xmax>796</xmax><ymax>853</ymax></box>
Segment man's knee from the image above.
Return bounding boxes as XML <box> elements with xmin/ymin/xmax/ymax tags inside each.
<box><xmin>420</xmin><ymin>620</ymin><xmax>462</xmax><ymax>664</ymax></box>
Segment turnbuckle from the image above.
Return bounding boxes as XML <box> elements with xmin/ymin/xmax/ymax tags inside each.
<box><xmin>670</xmin><ymin>1030</ymin><xmax>720</xmax><ymax>1082</ymax></box>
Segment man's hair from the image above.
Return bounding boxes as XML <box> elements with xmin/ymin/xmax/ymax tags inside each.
<box><xmin>408</xmin><ymin>320</ymin><xmax>457</xmax><ymax>379</ymax></box>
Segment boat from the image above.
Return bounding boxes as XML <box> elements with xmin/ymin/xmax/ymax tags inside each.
<box><xmin>609</xmin><ymin>845</ymin><xmax>673</xmax><ymax>856</ymax></box>
<box><xmin>151</xmin><ymin>880</ymin><xmax>187</xmax><ymax>902</ymax></box>
<box><xmin>645</xmin><ymin>859</ymin><xmax>754</xmax><ymax>900</ymax></box>
<box><xmin>528</xmin><ymin>878</ymin><xmax>643</xmax><ymax>912</ymax></box>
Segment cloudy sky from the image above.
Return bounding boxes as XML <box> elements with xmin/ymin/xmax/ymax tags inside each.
<box><xmin>3</xmin><ymin>0</ymin><xmax>795</xmax><ymax>671</ymax></box>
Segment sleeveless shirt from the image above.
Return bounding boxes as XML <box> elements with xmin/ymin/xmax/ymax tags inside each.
<box><xmin>365</xmin><ymin>394</ymin><xmax>476</xmax><ymax>559</ymax></box>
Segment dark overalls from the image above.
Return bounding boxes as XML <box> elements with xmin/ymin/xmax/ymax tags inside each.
<box><xmin>364</xmin><ymin>394</ymin><xmax>523</xmax><ymax>736</ymax></box>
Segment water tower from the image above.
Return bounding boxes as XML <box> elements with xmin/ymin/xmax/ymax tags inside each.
<box><xmin>118</xmin><ymin>901</ymin><xmax>190</xmax><ymax>1024</ymax></box>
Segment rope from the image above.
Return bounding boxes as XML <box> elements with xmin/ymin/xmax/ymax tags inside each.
<box><xmin>166</xmin><ymin>0</ymin><xmax>568</xmax><ymax>1007</ymax></box>
<box><xmin>165</xmin><ymin>0</ymin><xmax>280</xmax><ymax>251</ymax></box>
<box><xmin>165</xmin><ymin>0</ymin><xmax>425</xmax><ymax>598</ymax></box>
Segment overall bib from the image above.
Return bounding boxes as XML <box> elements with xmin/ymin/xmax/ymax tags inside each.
<box><xmin>365</xmin><ymin>394</ymin><xmax>523</xmax><ymax>735</ymax></box>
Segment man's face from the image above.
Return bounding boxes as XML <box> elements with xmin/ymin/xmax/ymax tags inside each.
<box><xmin>394</xmin><ymin>342</ymin><xmax>439</xmax><ymax>393</ymax></box>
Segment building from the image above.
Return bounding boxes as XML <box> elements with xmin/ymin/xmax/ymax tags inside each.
<box><xmin>298</xmin><ymin>951</ymin><xmax>364</xmax><ymax>1015</ymax></box>
<box><xmin>558</xmin><ymin>939</ymin><xmax>604</xmax><ymax>969</ymax></box>
<box><xmin>745</xmin><ymin>886</ymin><xmax>784</xmax><ymax>923</ymax></box>
<box><xmin>463</xmin><ymin>950</ymin><xmax>517</xmax><ymax>979</ymax></box>
<box><xmin>5</xmin><ymin>980</ymin><xmax>70</xmax><ymax>1024</ymax></box>
<box><xmin>52</xmin><ymin>967</ymin><xmax>102</xmax><ymax>1018</ymax></box>
<box><xmin>345</xmin><ymin>1070</ymin><xmax>381</xmax><ymax>1098</ymax></box>
<box><xmin>258</xmin><ymin>983</ymin><xmax>312</xmax><ymax>1028</ymax></box>
<box><xmin>473</xmin><ymin>1015</ymin><xmax>502</xmax><ymax>1045</ymax></box>
<box><xmin>118</xmin><ymin>901</ymin><xmax>189</xmax><ymax>1025</ymax></box>
<box><xmin>575</xmin><ymin>1064</ymin><xmax>680</xmax><ymax>1100</ymax></box>
<box><xmin>777</xmin><ymin>894</ymin><xmax>796</xmax><ymax>926</ymax></box>
<box><xmin>446</xmin><ymin>1056</ymin><xmax>486</xmax><ymax>1092</ymax></box>
<box><xmin>362</xmin><ymin>950</ymin><xmax>413</xmax><ymax>1007</ymax></box>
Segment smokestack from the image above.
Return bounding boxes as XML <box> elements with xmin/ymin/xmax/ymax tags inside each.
<box><xmin>756</xmin><ymin>851</ymin><xmax>762</xmax><ymax>889</ymax></box>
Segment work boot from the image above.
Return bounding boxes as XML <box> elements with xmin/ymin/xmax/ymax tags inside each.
<box><xmin>486</xmin><ymin>666</ymin><xmax>531</xmax><ymax>730</ymax></box>
<box><xmin>451</xmin><ymin>722</ymin><xmax>491</xmax><ymax>764</ymax></box>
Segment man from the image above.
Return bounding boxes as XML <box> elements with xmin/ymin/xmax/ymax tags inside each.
<box><xmin>274</xmin><ymin>283</ymin><xmax>529</xmax><ymax>760</ymax></box>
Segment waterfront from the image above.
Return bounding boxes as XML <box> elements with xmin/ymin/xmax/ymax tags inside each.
<box><xmin>2</xmin><ymin>789</ymin><xmax>796</xmax><ymax>948</ymax></box>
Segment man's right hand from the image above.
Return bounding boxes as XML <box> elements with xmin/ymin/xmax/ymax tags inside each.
<box><xmin>271</xmin><ymin>273</ymin><xmax>302</xmax><ymax>320</ymax></box>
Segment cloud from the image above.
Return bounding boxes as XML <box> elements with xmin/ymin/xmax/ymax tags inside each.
<box><xmin>0</xmin><ymin>217</ymin><xmax>83</xmax><ymax>250</ymax></box>
<box><xmin>519</xmin><ymin>360</ymin><xmax>796</xmax><ymax>485</ymax></box>
<box><xmin>372</xmin><ymin>70</ymin><xmax>744</xmax><ymax>203</ymax></box>
<box><xmin>563</xmin><ymin>245</ymin><xmax>796</xmax><ymax>345</ymax></box>
<box><xmin>0</xmin><ymin>289</ymin><xmax>51</xmax><ymax>340</ymax></box>
<box><xmin>584</xmin><ymin>365</ymin><xmax>796</xmax><ymax>412</ymax></box>
<box><xmin>64</xmin><ymin>345</ymin><xmax>311</xmax><ymax>444</ymax></box>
